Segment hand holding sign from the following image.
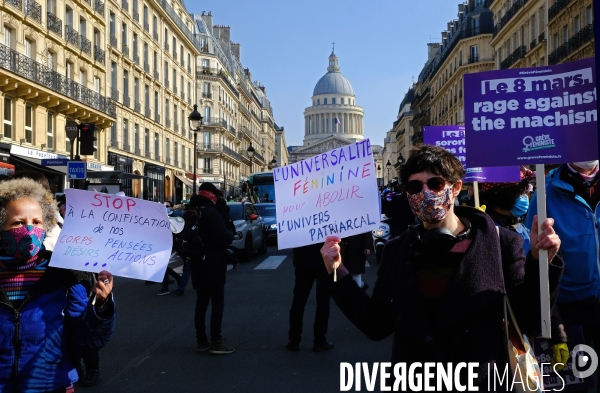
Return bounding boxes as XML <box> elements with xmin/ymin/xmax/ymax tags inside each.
<box><xmin>529</xmin><ymin>215</ymin><xmax>561</xmax><ymax>263</ymax></box>
<box><xmin>321</xmin><ymin>236</ymin><xmax>342</xmax><ymax>277</ymax></box>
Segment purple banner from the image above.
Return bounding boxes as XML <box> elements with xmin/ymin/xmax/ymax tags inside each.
<box><xmin>423</xmin><ymin>125</ymin><xmax>521</xmax><ymax>182</ymax></box>
<box><xmin>464</xmin><ymin>58</ymin><xmax>598</xmax><ymax>167</ymax></box>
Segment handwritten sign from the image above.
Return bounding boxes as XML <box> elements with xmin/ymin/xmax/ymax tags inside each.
<box><xmin>464</xmin><ymin>58</ymin><xmax>598</xmax><ymax>167</ymax></box>
<box><xmin>423</xmin><ymin>125</ymin><xmax>521</xmax><ymax>182</ymax></box>
<box><xmin>273</xmin><ymin>139</ymin><xmax>380</xmax><ymax>249</ymax></box>
<box><xmin>51</xmin><ymin>189</ymin><xmax>173</xmax><ymax>282</ymax></box>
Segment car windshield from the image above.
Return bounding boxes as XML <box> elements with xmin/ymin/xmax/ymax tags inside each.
<box><xmin>255</xmin><ymin>205</ymin><xmax>276</xmax><ymax>217</ymax></box>
<box><xmin>228</xmin><ymin>204</ymin><xmax>244</xmax><ymax>220</ymax></box>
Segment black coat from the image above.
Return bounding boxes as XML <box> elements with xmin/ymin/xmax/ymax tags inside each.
<box><xmin>293</xmin><ymin>242</ymin><xmax>325</xmax><ymax>271</ymax></box>
<box><xmin>190</xmin><ymin>197</ymin><xmax>234</xmax><ymax>290</ymax></box>
<box><xmin>340</xmin><ymin>232</ymin><xmax>372</xmax><ymax>275</ymax></box>
<box><xmin>320</xmin><ymin>206</ymin><xmax>563</xmax><ymax>391</ymax></box>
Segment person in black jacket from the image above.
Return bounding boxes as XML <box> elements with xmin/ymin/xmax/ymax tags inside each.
<box><xmin>319</xmin><ymin>145</ymin><xmax>563</xmax><ymax>390</ymax></box>
<box><xmin>190</xmin><ymin>182</ymin><xmax>235</xmax><ymax>355</ymax></box>
<box><xmin>286</xmin><ymin>241</ymin><xmax>334</xmax><ymax>352</ymax></box>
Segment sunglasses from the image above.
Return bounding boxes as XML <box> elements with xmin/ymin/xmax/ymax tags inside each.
<box><xmin>405</xmin><ymin>176</ymin><xmax>448</xmax><ymax>195</ymax></box>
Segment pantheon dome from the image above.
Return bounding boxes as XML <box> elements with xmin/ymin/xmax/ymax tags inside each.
<box><xmin>303</xmin><ymin>50</ymin><xmax>364</xmax><ymax>146</ymax></box>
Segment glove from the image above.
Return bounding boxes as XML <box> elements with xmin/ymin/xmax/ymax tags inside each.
<box><xmin>551</xmin><ymin>343</ymin><xmax>569</xmax><ymax>371</ymax></box>
<box><xmin>476</xmin><ymin>205</ymin><xmax>486</xmax><ymax>212</ymax></box>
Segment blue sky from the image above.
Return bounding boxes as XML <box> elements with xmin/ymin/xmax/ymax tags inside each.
<box><xmin>185</xmin><ymin>1</ymin><xmax>461</xmax><ymax>148</ymax></box>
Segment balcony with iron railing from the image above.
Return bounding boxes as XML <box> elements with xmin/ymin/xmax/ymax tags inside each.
<box><xmin>134</xmin><ymin>101</ymin><xmax>141</xmax><ymax>113</ymax></box>
<box><xmin>223</xmin><ymin>145</ymin><xmax>242</xmax><ymax>161</ymax></box>
<box><xmin>238</xmin><ymin>103</ymin><xmax>251</xmax><ymax>119</ymax></box>
<box><xmin>187</xmin><ymin>66</ymin><xmax>191</xmax><ymax>74</ymax></box>
<box><xmin>229</xmin><ymin>126</ymin><xmax>237</xmax><ymax>137</ymax></box>
<box><xmin>122</xmin><ymin>44</ymin><xmax>129</xmax><ymax>57</ymax></box>
<box><xmin>24</xmin><ymin>0</ymin><xmax>43</xmax><ymax>24</ymax></box>
<box><xmin>123</xmin><ymin>96</ymin><xmax>130</xmax><ymax>107</ymax></box>
<box><xmin>110</xmin><ymin>34</ymin><xmax>117</xmax><ymax>47</ymax></box>
<box><xmin>123</xmin><ymin>144</ymin><xmax>130</xmax><ymax>152</ymax></box>
<box><xmin>164</xmin><ymin>78</ymin><xmax>169</xmax><ymax>88</ymax></box>
<box><xmin>144</xmin><ymin>23</ymin><xmax>149</xmax><ymax>32</ymax></box>
<box><xmin>80</xmin><ymin>36</ymin><xmax>91</xmax><ymax>56</ymax></box>
<box><xmin>144</xmin><ymin>62</ymin><xmax>149</xmax><ymax>72</ymax></box>
<box><xmin>164</xmin><ymin>42</ymin><xmax>169</xmax><ymax>51</ymax></box>
<box><xmin>549</xmin><ymin>24</ymin><xmax>594</xmax><ymax>65</ymax></box>
<box><xmin>202</xmin><ymin>92</ymin><xmax>212</xmax><ymax>99</ymax></box>
<box><xmin>173</xmin><ymin>86</ymin><xmax>177</xmax><ymax>94</ymax></box>
<box><xmin>109</xmin><ymin>140</ymin><xmax>120</xmax><ymax>148</ymax></box>
<box><xmin>94</xmin><ymin>0</ymin><xmax>104</xmax><ymax>14</ymax></box>
<box><xmin>549</xmin><ymin>0</ymin><xmax>574</xmax><ymax>20</ymax></box>
<box><xmin>166</xmin><ymin>119</ymin><xmax>171</xmax><ymax>128</ymax></box>
<box><xmin>500</xmin><ymin>45</ymin><xmax>526</xmax><ymax>69</ymax></box>
<box><xmin>6</xmin><ymin>0</ymin><xmax>22</xmax><ymax>11</ymax></box>
<box><xmin>154</xmin><ymin>113</ymin><xmax>160</xmax><ymax>123</ymax></box>
<box><xmin>174</xmin><ymin>123</ymin><xmax>179</xmax><ymax>133</ymax></box>
<box><xmin>468</xmin><ymin>55</ymin><xmax>479</xmax><ymax>64</ymax></box>
<box><xmin>198</xmin><ymin>67</ymin><xmax>217</xmax><ymax>76</ymax></box>
<box><xmin>66</xmin><ymin>25</ymin><xmax>80</xmax><ymax>47</ymax></box>
<box><xmin>493</xmin><ymin>0</ymin><xmax>529</xmax><ymax>37</ymax></box>
<box><xmin>111</xmin><ymin>87</ymin><xmax>119</xmax><ymax>100</ymax></box>
<box><xmin>133</xmin><ymin>11</ymin><xmax>139</xmax><ymax>22</ymax></box>
<box><xmin>154</xmin><ymin>0</ymin><xmax>203</xmax><ymax>52</ymax></box>
<box><xmin>47</xmin><ymin>12</ymin><xmax>62</xmax><ymax>37</ymax></box>
<box><xmin>121</xmin><ymin>0</ymin><xmax>128</xmax><ymax>12</ymax></box>
<box><xmin>0</xmin><ymin>43</ymin><xmax>115</xmax><ymax>116</ymax></box>
<box><xmin>154</xmin><ymin>70</ymin><xmax>159</xmax><ymax>80</ymax></box>
<box><xmin>94</xmin><ymin>46</ymin><xmax>104</xmax><ymax>63</ymax></box>
<box><xmin>530</xmin><ymin>38</ymin><xmax>537</xmax><ymax>50</ymax></box>
<box><xmin>133</xmin><ymin>53</ymin><xmax>139</xmax><ymax>64</ymax></box>
<box><xmin>254</xmin><ymin>152</ymin><xmax>265</xmax><ymax>164</ymax></box>
<box><xmin>153</xmin><ymin>32</ymin><xmax>158</xmax><ymax>41</ymax></box>
<box><xmin>538</xmin><ymin>32</ymin><xmax>546</xmax><ymax>43</ymax></box>
<box><xmin>144</xmin><ymin>107</ymin><xmax>151</xmax><ymax>118</ymax></box>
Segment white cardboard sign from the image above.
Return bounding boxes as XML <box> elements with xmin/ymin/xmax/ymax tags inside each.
<box><xmin>51</xmin><ymin>189</ymin><xmax>172</xmax><ymax>282</ymax></box>
<box><xmin>274</xmin><ymin>139</ymin><xmax>380</xmax><ymax>249</ymax></box>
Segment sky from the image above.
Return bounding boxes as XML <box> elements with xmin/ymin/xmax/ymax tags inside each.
<box><xmin>184</xmin><ymin>0</ymin><xmax>462</xmax><ymax>148</ymax></box>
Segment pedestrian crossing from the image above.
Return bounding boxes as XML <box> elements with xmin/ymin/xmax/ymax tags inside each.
<box><xmin>172</xmin><ymin>255</ymin><xmax>371</xmax><ymax>273</ymax></box>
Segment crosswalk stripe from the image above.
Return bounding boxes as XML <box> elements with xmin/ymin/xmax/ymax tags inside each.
<box><xmin>254</xmin><ymin>255</ymin><xmax>286</xmax><ymax>270</ymax></box>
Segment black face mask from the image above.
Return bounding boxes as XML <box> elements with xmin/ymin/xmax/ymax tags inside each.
<box><xmin>487</xmin><ymin>209</ymin><xmax>518</xmax><ymax>228</ymax></box>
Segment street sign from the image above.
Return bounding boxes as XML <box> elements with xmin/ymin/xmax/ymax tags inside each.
<box><xmin>42</xmin><ymin>158</ymin><xmax>69</xmax><ymax>166</ymax></box>
<box><xmin>67</xmin><ymin>161</ymin><xmax>86</xmax><ymax>179</ymax></box>
<box><xmin>65</xmin><ymin>120</ymin><xmax>78</xmax><ymax>141</ymax></box>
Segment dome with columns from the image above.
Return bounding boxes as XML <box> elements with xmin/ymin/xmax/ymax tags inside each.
<box><xmin>303</xmin><ymin>50</ymin><xmax>364</xmax><ymax>146</ymax></box>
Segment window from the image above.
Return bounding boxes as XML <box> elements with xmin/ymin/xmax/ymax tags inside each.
<box><xmin>144</xmin><ymin>128</ymin><xmax>149</xmax><ymax>154</ymax></box>
<box><xmin>110</xmin><ymin>122</ymin><xmax>117</xmax><ymax>142</ymax></box>
<box><xmin>203</xmin><ymin>82</ymin><xmax>210</xmax><ymax>94</ymax></box>
<box><xmin>110</xmin><ymin>61</ymin><xmax>117</xmax><ymax>91</ymax></box>
<box><xmin>174</xmin><ymin>104</ymin><xmax>178</xmax><ymax>127</ymax></box>
<box><xmin>134</xmin><ymin>123</ymin><xmax>139</xmax><ymax>152</ymax></box>
<box><xmin>530</xmin><ymin>16</ymin><xmax>536</xmax><ymax>40</ymax></box>
<box><xmin>202</xmin><ymin>59</ymin><xmax>209</xmax><ymax>68</ymax></box>
<box><xmin>25</xmin><ymin>105</ymin><xmax>33</xmax><ymax>143</ymax></box>
<box><xmin>540</xmin><ymin>57</ymin><xmax>545</xmax><ymax>66</ymax></box>
<box><xmin>143</xmin><ymin>42</ymin><xmax>148</xmax><ymax>65</ymax></box>
<box><xmin>3</xmin><ymin>98</ymin><xmax>12</xmax><ymax>138</ymax></box>
<box><xmin>552</xmin><ymin>33</ymin><xmax>558</xmax><ymax>50</ymax></box>
<box><xmin>166</xmin><ymin>99</ymin><xmax>170</xmax><ymax>122</ymax></box>
<box><xmin>66</xmin><ymin>61</ymin><xmax>73</xmax><ymax>79</ymax></box>
<box><xmin>574</xmin><ymin>16</ymin><xmax>580</xmax><ymax>33</ymax></box>
<box><xmin>188</xmin><ymin>82</ymin><xmax>191</xmax><ymax>102</ymax></box>
<box><xmin>94</xmin><ymin>76</ymin><xmax>100</xmax><ymax>93</ymax></box>
<box><xmin>154</xmin><ymin>132</ymin><xmax>159</xmax><ymax>158</ymax></box>
<box><xmin>187</xmin><ymin>53</ymin><xmax>191</xmax><ymax>70</ymax></box>
<box><xmin>153</xmin><ymin>51</ymin><xmax>158</xmax><ymax>73</ymax></box>
<box><xmin>586</xmin><ymin>6</ymin><xmax>592</xmax><ymax>25</ymax></box>
<box><xmin>203</xmin><ymin>157</ymin><xmax>211</xmax><ymax>173</ymax></box>
<box><xmin>562</xmin><ymin>25</ymin><xmax>568</xmax><ymax>44</ymax></box>
<box><xmin>341</xmin><ymin>98</ymin><xmax>344</xmax><ymax>105</ymax></box>
<box><xmin>164</xmin><ymin>61</ymin><xmax>168</xmax><ymax>85</ymax></box>
<box><xmin>143</xmin><ymin>6</ymin><xmax>148</xmax><ymax>28</ymax></box>
<box><xmin>154</xmin><ymin>91</ymin><xmax>159</xmax><ymax>116</ymax></box>
<box><xmin>110</xmin><ymin>12</ymin><xmax>115</xmax><ymax>37</ymax></box>
<box><xmin>47</xmin><ymin>113</ymin><xmax>54</xmax><ymax>149</ymax></box>
<box><xmin>166</xmin><ymin>138</ymin><xmax>170</xmax><ymax>162</ymax></box>
<box><xmin>144</xmin><ymin>84</ymin><xmax>149</xmax><ymax>109</ymax></box>
<box><xmin>332</xmin><ymin>98</ymin><xmax>336</xmax><ymax>105</ymax></box>
<box><xmin>203</xmin><ymin>131</ymin><xmax>210</xmax><ymax>148</ymax></box>
<box><xmin>25</xmin><ymin>39</ymin><xmax>32</xmax><ymax>58</ymax></box>
<box><xmin>317</xmin><ymin>99</ymin><xmax>320</xmax><ymax>105</ymax></box>
<box><xmin>172</xmin><ymin>70</ymin><xmax>177</xmax><ymax>90</ymax></box>
<box><xmin>174</xmin><ymin>141</ymin><xmax>178</xmax><ymax>164</ymax></box>
<box><xmin>3</xmin><ymin>27</ymin><xmax>11</xmax><ymax>48</ymax></box>
<box><xmin>469</xmin><ymin>45</ymin><xmax>478</xmax><ymax>61</ymax></box>
<box><xmin>134</xmin><ymin>77</ymin><xmax>139</xmax><ymax>102</ymax></box>
<box><xmin>153</xmin><ymin>16</ymin><xmax>158</xmax><ymax>37</ymax></box>
<box><xmin>133</xmin><ymin>33</ymin><xmax>138</xmax><ymax>58</ymax></box>
<box><xmin>122</xmin><ymin>23</ymin><xmax>127</xmax><ymax>48</ymax></box>
<box><xmin>180</xmin><ymin>45</ymin><xmax>184</xmax><ymax>65</ymax></box>
<box><xmin>123</xmin><ymin>119</ymin><xmax>129</xmax><ymax>149</ymax></box>
<box><xmin>172</xmin><ymin>37</ymin><xmax>176</xmax><ymax>58</ymax></box>
<box><xmin>123</xmin><ymin>70</ymin><xmax>129</xmax><ymax>98</ymax></box>
<box><xmin>203</xmin><ymin>106</ymin><xmax>211</xmax><ymax>120</ymax></box>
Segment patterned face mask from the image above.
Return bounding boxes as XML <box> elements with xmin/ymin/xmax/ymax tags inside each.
<box><xmin>1</xmin><ymin>225</ymin><xmax>46</xmax><ymax>261</ymax></box>
<box><xmin>406</xmin><ymin>186</ymin><xmax>454</xmax><ymax>224</ymax></box>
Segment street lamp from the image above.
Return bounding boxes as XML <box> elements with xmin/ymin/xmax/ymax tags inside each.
<box><xmin>386</xmin><ymin>159</ymin><xmax>391</xmax><ymax>185</ymax></box>
<box><xmin>269</xmin><ymin>156</ymin><xmax>277</xmax><ymax>169</ymax></box>
<box><xmin>377</xmin><ymin>165</ymin><xmax>381</xmax><ymax>186</ymax></box>
<box><xmin>246</xmin><ymin>143</ymin><xmax>255</xmax><ymax>172</ymax></box>
<box><xmin>188</xmin><ymin>104</ymin><xmax>203</xmax><ymax>195</ymax></box>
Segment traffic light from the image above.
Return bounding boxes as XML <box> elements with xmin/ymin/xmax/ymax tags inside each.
<box><xmin>78</xmin><ymin>123</ymin><xmax>96</xmax><ymax>155</ymax></box>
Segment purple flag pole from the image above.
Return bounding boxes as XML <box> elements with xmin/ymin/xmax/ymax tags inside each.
<box><xmin>596</xmin><ymin>4</ymin><xmax>600</xmax><ymax>161</ymax></box>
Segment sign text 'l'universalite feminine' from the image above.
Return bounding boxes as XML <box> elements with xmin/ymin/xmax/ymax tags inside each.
<box><xmin>464</xmin><ymin>57</ymin><xmax>598</xmax><ymax>167</ymax></box>
<box><xmin>273</xmin><ymin>139</ymin><xmax>380</xmax><ymax>250</ymax></box>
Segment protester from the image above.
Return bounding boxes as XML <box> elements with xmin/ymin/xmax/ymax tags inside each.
<box><xmin>191</xmin><ymin>183</ymin><xmax>235</xmax><ymax>354</ymax></box>
<box><xmin>0</xmin><ymin>178</ymin><xmax>115</xmax><ymax>391</ymax></box>
<box><xmin>286</xmin><ymin>242</ymin><xmax>334</xmax><ymax>352</ymax></box>
<box><xmin>381</xmin><ymin>190</ymin><xmax>416</xmax><ymax>238</ymax></box>
<box><xmin>11</xmin><ymin>170</ymin><xmax>63</xmax><ymax>251</ymax></box>
<box><xmin>480</xmin><ymin>167</ymin><xmax>535</xmax><ymax>253</ymax></box>
<box><xmin>157</xmin><ymin>200</ymin><xmax>182</xmax><ymax>296</ymax></box>
<box><xmin>319</xmin><ymin>145</ymin><xmax>563</xmax><ymax>388</ymax></box>
<box><xmin>525</xmin><ymin>160</ymin><xmax>600</xmax><ymax>391</ymax></box>
<box><xmin>340</xmin><ymin>232</ymin><xmax>372</xmax><ymax>291</ymax></box>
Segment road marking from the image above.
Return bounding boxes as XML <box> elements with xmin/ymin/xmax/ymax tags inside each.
<box><xmin>254</xmin><ymin>255</ymin><xmax>286</xmax><ymax>270</ymax></box>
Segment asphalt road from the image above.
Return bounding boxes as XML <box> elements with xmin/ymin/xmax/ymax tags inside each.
<box><xmin>81</xmin><ymin>245</ymin><xmax>392</xmax><ymax>393</ymax></box>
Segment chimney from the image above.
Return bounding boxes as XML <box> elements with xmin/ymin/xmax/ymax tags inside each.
<box><xmin>201</xmin><ymin>12</ymin><xmax>213</xmax><ymax>35</ymax></box>
<box><xmin>231</xmin><ymin>42</ymin><xmax>241</xmax><ymax>61</ymax></box>
<box><xmin>427</xmin><ymin>42</ymin><xmax>439</xmax><ymax>61</ymax></box>
<box><xmin>259</xmin><ymin>85</ymin><xmax>266</xmax><ymax>94</ymax></box>
<box><xmin>458</xmin><ymin>3</ymin><xmax>464</xmax><ymax>13</ymax></box>
<box><xmin>218</xmin><ymin>26</ymin><xmax>230</xmax><ymax>47</ymax></box>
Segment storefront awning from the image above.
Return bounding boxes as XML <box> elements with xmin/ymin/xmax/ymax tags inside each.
<box><xmin>175</xmin><ymin>174</ymin><xmax>194</xmax><ymax>188</ymax></box>
<box><xmin>11</xmin><ymin>155</ymin><xmax>68</xmax><ymax>175</ymax></box>
<box><xmin>86</xmin><ymin>170</ymin><xmax>147</xmax><ymax>180</ymax></box>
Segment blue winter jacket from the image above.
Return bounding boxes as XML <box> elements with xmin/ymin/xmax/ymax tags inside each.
<box><xmin>0</xmin><ymin>266</ymin><xmax>115</xmax><ymax>393</ymax></box>
<box><xmin>525</xmin><ymin>165</ymin><xmax>600</xmax><ymax>303</ymax></box>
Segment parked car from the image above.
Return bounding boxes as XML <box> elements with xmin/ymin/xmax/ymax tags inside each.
<box><xmin>227</xmin><ymin>201</ymin><xmax>267</xmax><ymax>261</ymax></box>
<box><xmin>254</xmin><ymin>203</ymin><xmax>277</xmax><ymax>244</ymax></box>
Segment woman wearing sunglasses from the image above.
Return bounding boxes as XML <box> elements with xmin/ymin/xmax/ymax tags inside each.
<box><xmin>320</xmin><ymin>144</ymin><xmax>563</xmax><ymax>389</ymax></box>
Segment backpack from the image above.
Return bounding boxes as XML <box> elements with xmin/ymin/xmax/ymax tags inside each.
<box><xmin>175</xmin><ymin>208</ymin><xmax>205</xmax><ymax>260</ymax></box>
